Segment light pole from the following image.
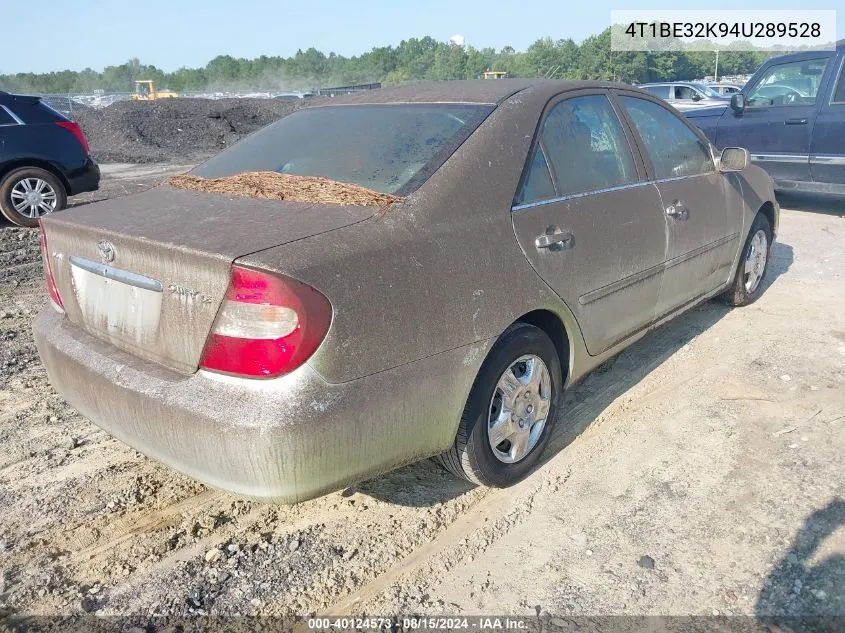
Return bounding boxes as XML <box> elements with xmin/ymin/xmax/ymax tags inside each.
<box><xmin>714</xmin><ymin>49</ymin><xmax>719</xmax><ymax>83</ymax></box>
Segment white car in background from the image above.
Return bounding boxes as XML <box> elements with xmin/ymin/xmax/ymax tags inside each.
<box><xmin>710</xmin><ymin>84</ymin><xmax>744</xmax><ymax>96</ymax></box>
<box><xmin>637</xmin><ymin>82</ymin><xmax>731</xmax><ymax>110</ymax></box>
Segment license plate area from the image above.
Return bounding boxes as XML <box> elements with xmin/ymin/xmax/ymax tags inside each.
<box><xmin>70</xmin><ymin>256</ymin><xmax>163</xmax><ymax>345</ymax></box>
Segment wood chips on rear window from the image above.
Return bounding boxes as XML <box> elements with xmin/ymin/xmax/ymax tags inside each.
<box><xmin>169</xmin><ymin>172</ymin><xmax>403</xmax><ymax>208</ymax></box>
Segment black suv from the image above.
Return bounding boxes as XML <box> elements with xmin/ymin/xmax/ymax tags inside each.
<box><xmin>0</xmin><ymin>91</ymin><xmax>99</xmax><ymax>227</ymax></box>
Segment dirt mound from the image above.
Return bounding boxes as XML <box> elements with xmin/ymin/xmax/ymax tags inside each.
<box><xmin>74</xmin><ymin>98</ymin><xmax>311</xmax><ymax>164</ymax></box>
<box><xmin>170</xmin><ymin>172</ymin><xmax>403</xmax><ymax>208</ymax></box>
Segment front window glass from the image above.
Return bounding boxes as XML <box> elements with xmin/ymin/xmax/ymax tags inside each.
<box><xmin>620</xmin><ymin>96</ymin><xmax>714</xmax><ymax>179</ymax></box>
<box><xmin>194</xmin><ymin>104</ymin><xmax>493</xmax><ymax>195</ymax></box>
<box><xmin>674</xmin><ymin>86</ymin><xmax>698</xmax><ymax>100</ymax></box>
<box><xmin>747</xmin><ymin>58</ymin><xmax>829</xmax><ymax>107</ymax></box>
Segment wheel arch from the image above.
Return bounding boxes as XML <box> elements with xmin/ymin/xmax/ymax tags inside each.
<box><xmin>514</xmin><ymin>309</ymin><xmax>572</xmax><ymax>387</ymax></box>
<box><xmin>758</xmin><ymin>200</ymin><xmax>777</xmax><ymax>239</ymax></box>
<box><xmin>0</xmin><ymin>159</ymin><xmax>71</xmax><ymax>195</ymax></box>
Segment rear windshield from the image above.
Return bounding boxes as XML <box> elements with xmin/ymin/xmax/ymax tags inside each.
<box><xmin>194</xmin><ymin>104</ymin><xmax>494</xmax><ymax>195</ymax></box>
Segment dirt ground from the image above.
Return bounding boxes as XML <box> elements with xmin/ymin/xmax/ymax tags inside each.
<box><xmin>0</xmin><ymin>168</ymin><xmax>843</xmax><ymax>628</ymax></box>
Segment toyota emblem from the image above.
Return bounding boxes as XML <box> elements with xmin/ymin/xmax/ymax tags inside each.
<box><xmin>98</xmin><ymin>240</ymin><xmax>115</xmax><ymax>263</ymax></box>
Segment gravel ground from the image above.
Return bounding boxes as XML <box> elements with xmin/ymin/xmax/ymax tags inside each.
<box><xmin>0</xmin><ymin>179</ymin><xmax>843</xmax><ymax>630</ymax></box>
<box><xmin>74</xmin><ymin>98</ymin><xmax>310</xmax><ymax>164</ymax></box>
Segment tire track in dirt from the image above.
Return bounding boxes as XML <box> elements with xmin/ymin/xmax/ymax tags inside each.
<box><xmin>67</xmin><ymin>490</ymin><xmax>225</xmax><ymax>560</ymax></box>
<box><xmin>318</xmin><ymin>484</ymin><xmax>527</xmax><ymax>616</ymax></box>
<box><xmin>0</xmin><ymin>392</ymin><xmax>40</xmax><ymax>425</ymax></box>
<box><xmin>100</xmin><ymin>501</ymin><xmax>352</xmax><ymax>614</ymax></box>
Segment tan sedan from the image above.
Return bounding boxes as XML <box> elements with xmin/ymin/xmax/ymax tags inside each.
<box><xmin>34</xmin><ymin>80</ymin><xmax>778</xmax><ymax>502</ymax></box>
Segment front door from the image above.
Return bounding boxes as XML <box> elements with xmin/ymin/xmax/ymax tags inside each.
<box><xmin>615</xmin><ymin>94</ymin><xmax>733</xmax><ymax>318</ymax></box>
<box><xmin>511</xmin><ymin>92</ymin><xmax>667</xmax><ymax>355</ymax></box>
<box><xmin>715</xmin><ymin>56</ymin><xmax>832</xmax><ymax>184</ymax></box>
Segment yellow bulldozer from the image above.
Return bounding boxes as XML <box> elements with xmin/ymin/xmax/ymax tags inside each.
<box><xmin>130</xmin><ymin>80</ymin><xmax>178</xmax><ymax>101</ymax></box>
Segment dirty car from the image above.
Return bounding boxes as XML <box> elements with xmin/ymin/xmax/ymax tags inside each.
<box><xmin>34</xmin><ymin>80</ymin><xmax>779</xmax><ymax>502</ymax></box>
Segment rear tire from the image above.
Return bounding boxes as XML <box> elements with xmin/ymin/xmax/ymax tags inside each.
<box><xmin>720</xmin><ymin>212</ymin><xmax>773</xmax><ymax>307</ymax></box>
<box><xmin>437</xmin><ymin>323</ymin><xmax>563</xmax><ymax>487</ymax></box>
<box><xmin>0</xmin><ymin>167</ymin><xmax>67</xmax><ymax>228</ymax></box>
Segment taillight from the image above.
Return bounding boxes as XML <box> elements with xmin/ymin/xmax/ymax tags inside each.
<box><xmin>55</xmin><ymin>120</ymin><xmax>91</xmax><ymax>156</ymax></box>
<box><xmin>199</xmin><ymin>266</ymin><xmax>331</xmax><ymax>378</ymax></box>
<box><xmin>39</xmin><ymin>224</ymin><xmax>64</xmax><ymax>312</ymax></box>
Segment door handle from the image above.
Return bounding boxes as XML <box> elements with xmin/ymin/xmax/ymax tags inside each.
<box><xmin>535</xmin><ymin>228</ymin><xmax>574</xmax><ymax>250</ymax></box>
<box><xmin>665</xmin><ymin>201</ymin><xmax>689</xmax><ymax>220</ymax></box>
<box><xmin>785</xmin><ymin>117</ymin><xmax>808</xmax><ymax>125</ymax></box>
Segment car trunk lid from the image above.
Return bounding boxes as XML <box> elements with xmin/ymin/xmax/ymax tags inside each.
<box><xmin>42</xmin><ymin>185</ymin><xmax>375</xmax><ymax>374</ymax></box>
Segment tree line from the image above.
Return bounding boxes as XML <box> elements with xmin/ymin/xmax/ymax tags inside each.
<box><xmin>0</xmin><ymin>29</ymin><xmax>771</xmax><ymax>94</ymax></box>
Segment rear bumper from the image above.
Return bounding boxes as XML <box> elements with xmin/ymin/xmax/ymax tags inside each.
<box><xmin>66</xmin><ymin>158</ymin><xmax>100</xmax><ymax>195</ymax></box>
<box><xmin>33</xmin><ymin>308</ymin><xmax>487</xmax><ymax>503</ymax></box>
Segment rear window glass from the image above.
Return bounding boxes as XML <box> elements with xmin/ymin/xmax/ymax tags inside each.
<box><xmin>0</xmin><ymin>99</ymin><xmax>67</xmax><ymax>124</ymax></box>
<box><xmin>0</xmin><ymin>107</ymin><xmax>16</xmax><ymax>125</ymax></box>
<box><xmin>540</xmin><ymin>95</ymin><xmax>638</xmax><ymax>196</ymax></box>
<box><xmin>194</xmin><ymin>104</ymin><xmax>494</xmax><ymax>195</ymax></box>
<box><xmin>642</xmin><ymin>85</ymin><xmax>671</xmax><ymax>99</ymax></box>
<box><xmin>515</xmin><ymin>148</ymin><xmax>556</xmax><ymax>205</ymax></box>
<box><xmin>834</xmin><ymin>63</ymin><xmax>845</xmax><ymax>102</ymax></box>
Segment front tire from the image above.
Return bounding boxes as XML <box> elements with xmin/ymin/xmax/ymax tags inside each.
<box><xmin>721</xmin><ymin>212</ymin><xmax>773</xmax><ymax>307</ymax></box>
<box><xmin>437</xmin><ymin>323</ymin><xmax>563</xmax><ymax>487</ymax></box>
<box><xmin>0</xmin><ymin>167</ymin><xmax>67</xmax><ymax>228</ymax></box>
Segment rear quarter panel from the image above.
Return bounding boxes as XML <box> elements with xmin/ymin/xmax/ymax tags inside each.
<box><xmin>1</xmin><ymin>123</ymin><xmax>89</xmax><ymax>182</ymax></box>
<box><xmin>240</xmin><ymin>90</ymin><xmax>574</xmax><ymax>384</ymax></box>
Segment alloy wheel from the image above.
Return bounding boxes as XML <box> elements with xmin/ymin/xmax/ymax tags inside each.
<box><xmin>10</xmin><ymin>178</ymin><xmax>58</xmax><ymax>219</ymax></box>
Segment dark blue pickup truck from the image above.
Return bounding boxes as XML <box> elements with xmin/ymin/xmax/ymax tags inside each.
<box><xmin>686</xmin><ymin>40</ymin><xmax>845</xmax><ymax>196</ymax></box>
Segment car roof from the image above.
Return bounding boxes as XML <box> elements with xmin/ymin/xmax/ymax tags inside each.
<box><xmin>0</xmin><ymin>91</ymin><xmax>40</xmax><ymax>106</ymax></box>
<box><xmin>639</xmin><ymin>82</ymin><xmax>696</xmax><ymax>87</ymax></box>
<box><xmin>315</xmin><ymin>79</ymin><xmax>634</xmax><ymax>106</ymax></box>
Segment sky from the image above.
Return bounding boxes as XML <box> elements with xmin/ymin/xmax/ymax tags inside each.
<box><xmin>4</xmin><ymin>0</ymin><xmax>843</xmax><ymax>74</ymax></box>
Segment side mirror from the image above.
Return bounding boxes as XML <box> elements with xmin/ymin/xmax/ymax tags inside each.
<box><xmin>730</xmin><ymin>93</ymin><xmax>745</xmax><ymax>113</ymax></box>
<box><xmin>719</xmin><ymin>147</ymin><xmax>749</xmax><ymax>172</ymax></box>
<box><xmin>692</xmin><ymin>92</ymin><xmax>702</xmax><ymax>101</ymax></box>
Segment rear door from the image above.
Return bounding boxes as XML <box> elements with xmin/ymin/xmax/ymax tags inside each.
<box><xmin>615</xmin><ymin>93</ymin><xmax>733</xmax><ymax>318</ymax></box>
<box><xmin>716</xmin><ymin>56</ymin><xmax>832</xmax><ymax>183</ymax></box>
<box><xmin>810</xmin><ymin>54</ymin><xmax>845</xmax><ymax>186</ymax></box>
<box><xmin>642</xmin><ymin>85</ymin><xmax>672</xmax><ymax>102</ymax></box>
<box><xmin>511</xmin><ymin>90</ymin><xmax>667</xmax><ymax>355</ymax></box>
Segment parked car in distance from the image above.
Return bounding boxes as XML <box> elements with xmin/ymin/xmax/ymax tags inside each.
<box><xmin>636</xmin><ymin>82</ymin><xmax>730</xmax><ymax>109</ymax></box>
<box><xmin>272</xmin><ymin>92</ymin><xmax>309</xmax><ymax>101</ymax></box>
<box><xmin>685</xmin><ymin>40</ymin><xmax>845</xmax><ymax>196</ymax></box>
<box><xmin>711</xmin><ymin>84</ymin><xmax>744</xmax><ymax>96</ymax></box>
<box><xmin>0</xmin><ymin>91</ymin><xmax>99</xmax><ymax>227</ymax></box>
<box><xmin>34</xmin><ymin>80</ymin><xmax>778</xmax><ymax>503</ymax></box>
